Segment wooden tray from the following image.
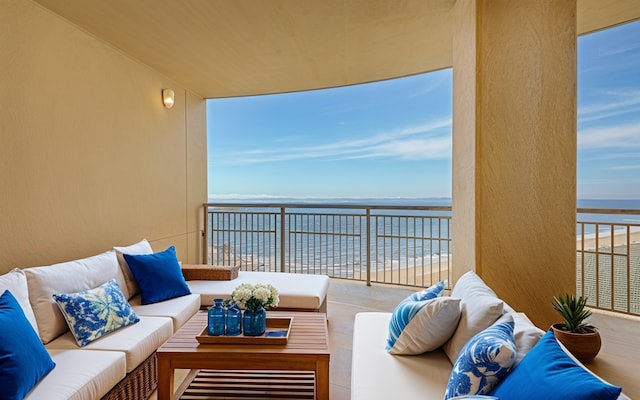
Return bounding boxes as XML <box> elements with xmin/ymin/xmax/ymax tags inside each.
<box><xmin>196</xmin><ymin>317</ymin><xmax>292</xmax><ymax>345</ymax></box>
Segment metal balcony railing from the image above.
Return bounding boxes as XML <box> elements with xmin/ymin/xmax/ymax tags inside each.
<box><xmin>203</xmin><ymin>203</ymin><xmax>640</xmax><ymax>316</ymax></box>
<box><xmin>203</xmin><ymin>203</ymin><xmax>452</xmax><ymax>288</ymax></box>
<box><xmin>577</xmin><ymin>208</ymin><xmax>640</xmax><ymax>316</ymax></box>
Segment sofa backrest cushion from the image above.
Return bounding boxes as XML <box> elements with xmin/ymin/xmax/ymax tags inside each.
<box><xmin>443</xmin><ymin>271</ymin><xmax>504</xmax><ymax>363</ymax></box>
<box><xmin>113</xmin><ymin>239</ymin><xmax>154</xmax><ymax>299</ymax></box>
<box><xmin>123</xmin><ymin>246</ymin><xmax>191</xmax><ymax>305</ymax></box>
<box><xmin>0</xmin><ymin>268</ymin><xmax>39</xmax><ymax>334</ymax></box>
<box><xmin>53</xmin><ymin>279</ymin><xmax>140</xmax><ymax>346</ymax></box>
<box><xmin>490</xmin><ymin>330</ymin><xmax>622</xmax><ymax>400</ymax></box>
<box><xmin>510</xmin><ymin>311</ymin><xmax>545</xmax><ymax>365</ymax></box>
<box><xmin>24</xmin><ymin>250</ymin><xmax>123</xmax><ymax>344</ymax></box>
<box><xmin>0</xmin><ymin>290</ymin><xmax>56</xmax><ymax>400</ymax></box>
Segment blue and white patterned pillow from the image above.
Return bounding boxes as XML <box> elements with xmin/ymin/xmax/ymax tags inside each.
<box><xmin>386</xmin><ymin>281</ymin><xmax>461</xmax><ymax>355</ymax></box>
<box><xmin>53</xmin><ymin>279</ymin><xmax>140</xmax><ymax>346</ymax></box>
<box><xmin>444</xmin><ymin>315</ymin><xmax>516</xmax><ymax>399</ymax></box>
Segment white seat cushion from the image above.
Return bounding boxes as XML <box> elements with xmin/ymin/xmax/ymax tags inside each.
<box><xmin>351</xmin><ymin>312</ymin><xmax>452</xmax><ymax>400</ymax></box>
<box><xmin>131</xmin><ymin>293</ymin><xmax>201</xmax><ymax>332</ymax></box>
<box><xmin>188</xmin><ymin>271</ymin><xmax>329</xmax><ymax>310</ymax></box>
<box><xmin>25</xmin><ymin>349</ymin><xmax>126</xmax><ymax>400</ymax></box>
<box><xmin>46</xmin><ymin>316</ymin><xmax>172</xmax><ymax>373</ymax></box>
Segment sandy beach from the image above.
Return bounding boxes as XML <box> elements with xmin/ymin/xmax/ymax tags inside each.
<box><xmin>366</xmin><ymin>260</ymin><xmax>451</xmax><ymax>287</ymax></box>
<box><xmin>577</xmin><ymin>226</ymin><xmax>640</xmax><ymax>250</ymax></box>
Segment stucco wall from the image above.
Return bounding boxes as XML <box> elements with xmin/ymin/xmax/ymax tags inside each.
<box><xmin>0</xmin><ymin>0</ymin><xmax>207</xmax><ymax>272</ymax></box>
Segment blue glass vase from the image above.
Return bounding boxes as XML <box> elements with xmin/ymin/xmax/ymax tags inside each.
<box><xmin>208</xmin><ymin>298</ymin><xmax>226</xmax><ymax>336</ymax></box>
<box><xmin>243</xmin><ymin>306</ymin><xmax>266</xmax><ymax>336</ymax></box>
<box><xmin>225</xmin><ymin>303</ymin><xmax>242</xmax><ymax>336</ymax></box>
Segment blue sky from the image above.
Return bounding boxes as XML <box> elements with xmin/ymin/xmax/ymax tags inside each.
<box><xmin>207</xmin><ymin>20</ymin><xmax>640</xmax><ymax>201</ymax></box>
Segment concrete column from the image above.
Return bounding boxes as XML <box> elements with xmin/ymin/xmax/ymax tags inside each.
<box><xmin>452</xmin><ymin>0</ymin><xmax>577</xmax><ymax>329</ymax></box>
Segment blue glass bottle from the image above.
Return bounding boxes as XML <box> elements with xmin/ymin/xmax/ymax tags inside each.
<box><xmin>208</xmin><ymin>298</ymin><xmax>226</xmax><ymax>336</ymax></box>
<box><xmin>243</xmin><ymin>305</ymin><xmax>267</xmax><ymax>336</ymax></box>
<box><xmin>225</xmin><ymin>303</ymin><xmax>242</xmax><ymax>336</ymax></box>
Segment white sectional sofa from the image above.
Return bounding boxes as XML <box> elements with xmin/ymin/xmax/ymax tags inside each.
<box><xmin>351</xmin><ymin>272</ymin><xmax>628</xmax><ymax>400</ymax></box>
<box><xmin>0</xmin><ymin>239</ymin><xmax>329</xmax><ymax>400</ymax></box>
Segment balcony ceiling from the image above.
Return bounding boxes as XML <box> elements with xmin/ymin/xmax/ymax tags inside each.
<box><xmin>33</xmin><ymin>0</ymin><xmax>640</xmax><ymax>99</ymax></box>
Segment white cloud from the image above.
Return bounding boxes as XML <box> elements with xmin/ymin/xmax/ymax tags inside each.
<box><xmin>604</xmin><ymin>165</ymin><xmax>640</xmax><ymax>171</ymax></box>
<box><xmin>578</xmin><ymin>122</ymin><xmax>640</xmax><ymax>149</ymax></box>
<box><xmin>213</xmin><ymin>118</ymin><xmax>452</xmax><ymax>165</ymax></box>
<box><xmin>578</xmin><ymin>91</ymin><xmax>640</xmax><ymax>123</ymax></box>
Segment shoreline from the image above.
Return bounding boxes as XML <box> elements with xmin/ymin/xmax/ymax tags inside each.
<box><xmin>577</xmin><ymin>227</ymin><xmax>640</xmax><ymax>250</ymax></box>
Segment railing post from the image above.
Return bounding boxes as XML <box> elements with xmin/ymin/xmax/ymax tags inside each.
<box><xmin>280</xmin><ymin>207</ymin><xmax>285</xmax><ymax>273</ymax></box>
<box><xmin>366</xmin><ymin>207</ymin><xmax>371</xmax><ymax>286</ymax></box>
<box><xmin>203</xmin><ymin>204</ymin><xmax>209</xmax><ymax>264</ymax></box>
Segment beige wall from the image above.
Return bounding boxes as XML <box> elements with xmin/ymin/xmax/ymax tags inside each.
<box><xmin>452</xmin><ymin>0</ymin><xmax>577</xmax><ymax>329</ymax></box>
<box><xmin>0</xmin><ymin>0</ymin><xmax>207</xmax><ymax>272</ymax></box>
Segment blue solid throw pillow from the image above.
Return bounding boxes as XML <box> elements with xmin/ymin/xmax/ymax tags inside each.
<box><xmin>490</xmin><ymin>330</ymin><xmax>622</xmax><ymax>400</ymax></box>
<box><xmin>123</xmin><ymin>246</ymin><xmax>191</xmax><ymax>304</ymax></box>
<box><xmin>0</xmin><ymin>290</ymin><xmax>56</xmax><ymax>400</ymax></box>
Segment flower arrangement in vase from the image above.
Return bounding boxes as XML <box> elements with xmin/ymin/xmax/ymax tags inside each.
<box><xmin>231</xmin><ymin>283</ymin><xmax>279</xmax><ymax>336</ymax></box>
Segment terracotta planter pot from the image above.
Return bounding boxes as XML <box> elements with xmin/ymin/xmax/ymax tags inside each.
<box><xmin>551</xmin><ymin>323</ymin><xmax>601</xmax><ymax>363</ymax></box>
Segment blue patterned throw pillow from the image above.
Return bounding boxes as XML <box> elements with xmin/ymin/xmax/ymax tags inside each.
<box><xmin>386</xmin><ymin>281</ymin><xmax>461</xmax><ymax>355</ymax></box>
<box><xmin>444</xmin><ymin>315</ymin><xmax>516</xmax><ymax>399</ymax></box>
<box><xmin>53</xmin><ymin>279</ymin><xmax>140</xmax><ymax>346</ymax></box>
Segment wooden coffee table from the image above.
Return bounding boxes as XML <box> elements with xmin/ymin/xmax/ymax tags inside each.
<box><xmin>156</xmin><ymin>311</ymin><xmax>330</xmax><ymax>400</ymax></box>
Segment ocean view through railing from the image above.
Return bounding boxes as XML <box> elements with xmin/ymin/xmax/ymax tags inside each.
<box><xmin>203</xmin><ymin>202</ymin><xmax>640</xmax><ymax>316</ymax></box>
<box><xmin>577</xmin><ymin>208</ymin><xmax>640</xmax><ymax>316</ymax></box>
<box><xmin>203</xmin><ymin>202</ymin><xmax>452</xmax><ymax>288</ymax></box>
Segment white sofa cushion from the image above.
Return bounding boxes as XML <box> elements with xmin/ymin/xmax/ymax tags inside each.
<box><xmin>0</xmin><ymin>268</ymin><xmax>39</xmax><ymax>333</ymax></box>
<box><xmin>26</xmin><ymin>349</ymin><xmax>126</xmax><ymax>400</ymax></box>
<box><xmin>351</xmin><ymin>312</ymin><xmax>452</xmax><ymax>400</ymax></box>
<box><xmin>46</xmin><ymin>316</ymin><xmax>172</xmax><ymax>373</ymax></box>
<box><xmin>113</xmin><ymin>239</ymin><xmax>154</xmax><ymax>299</ymax></box>
<box><xmin>25</xmin><ymin>250</ymin><xmax>126</xmax><ymax>343</ymax></box>
<box><xmin>188</xmin><ymin>271</ymin><xmax>329</xmax><ymax>310</ymax></box>
<box><xmin>131</xmin><ymin>293</ymin><xmax>201</xmax><ymax>332</ymax></box>
<box><xmin>443</xmin><ymin>271</ymin><xmax>504</xmax><ymax>363</ymax></box>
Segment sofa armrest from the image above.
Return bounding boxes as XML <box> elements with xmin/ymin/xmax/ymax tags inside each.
<box><xmin>181</xmin><ymin>264</ymin><xmax>240</xmax><ymax>281</ymax></box>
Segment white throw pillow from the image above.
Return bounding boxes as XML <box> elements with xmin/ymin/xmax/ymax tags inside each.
<box><xmin>443</xmin><ymin>271</ymin><xmax>504</xmax><ymax>363</ymax></box>
<box><xmin>0</xmin><ymin>268</ymin><xmax>39</xmax><ymax>333</ymax></box>
<box><xmin>24</xmin><ymin>250</ymin><xmax>121</xmax><ymax>343</ymax></box>
<box><xmin>113</xmin><ymin>239</ymin><xmax>153</xmax><ymax>299</ymax></box>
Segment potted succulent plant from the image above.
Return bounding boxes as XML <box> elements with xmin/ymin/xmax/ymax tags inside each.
<box><xmin>551</xmin><ymin>293</ymin><xmax>601</xmax><ymax>363</ymax></box>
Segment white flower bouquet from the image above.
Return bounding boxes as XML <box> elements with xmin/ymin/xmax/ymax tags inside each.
<box><xmin>231</xmin><ymin>283</ymin><xmax>279</xmax><ymax>312</ymax></box>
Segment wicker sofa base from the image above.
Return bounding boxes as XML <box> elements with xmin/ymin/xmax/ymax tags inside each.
<box><xmin>101</xmin><ymin>353</ymin><xmax>157</xmax><ymax>400</ymax></box>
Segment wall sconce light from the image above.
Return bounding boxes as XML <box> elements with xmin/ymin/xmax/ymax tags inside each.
<box><xmin>162</xmin><ymin>89</ymin><xmax>175</xmax><ymax>109</ymax></box>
